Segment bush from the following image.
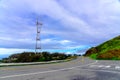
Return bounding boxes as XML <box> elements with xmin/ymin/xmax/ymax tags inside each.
<box><xmin>2</xmin><ymin>52</ymin><xmax>76</xmax><ymax>62</ymax></box>
<box><xmin>90</xmin><ymin>54</ymin><xmax>97</xmax><ymax>59</ymax></box>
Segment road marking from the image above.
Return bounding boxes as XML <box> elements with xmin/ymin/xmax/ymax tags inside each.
<box><xmin>104</xmin><ymin>65</ymin><xmax>111</xmax><ymax>68</ymax></box>
<box><xmin>115</xmin><ymin>66</ymin><xmax>120</xmax><ymax>69</ymax></box>
<box><xmin>0</xmin><ymin>63</ymin><xmax>64</xmax><ymax>71</ymax></box>
<box><xmin>0</xmin><ymin>60</ymin><xmax>98</xmax><ymax>79</ymax></box>
<box><xmin>89</xmin><ymin>65</ymin><xmax>98</xmax><ymax>67</ymax></box>
<box><xmin>98</xmin><ymin>65</ymin><xmax>104</xmax><ymax>68</ymax></box>
<box><xmin>89</xmin><ymin>65</ymin><xmax>111</xmax><ymax>68</ymax></box>
<box><xmin>78</xmin><ymin>68</ymin><xmax>120</xmax><ymax>74</ymax></box>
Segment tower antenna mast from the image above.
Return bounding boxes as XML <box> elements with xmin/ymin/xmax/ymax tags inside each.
<box><xmin>35</xmin><ymin>18</ymin><xmax>42</xmax><ymax>53</ymax></box>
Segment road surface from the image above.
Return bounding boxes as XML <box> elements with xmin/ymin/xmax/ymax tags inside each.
<box><xmin>0</xmin><ymin>57</ymin><xmax>120</xmax><ymax>80</ymax></box>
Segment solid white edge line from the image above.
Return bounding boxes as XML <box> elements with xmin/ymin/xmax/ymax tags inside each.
<box><xmin>0</xmin><ymin>60</ymin><xmax>98</xmax><ymax>79</ymax></box>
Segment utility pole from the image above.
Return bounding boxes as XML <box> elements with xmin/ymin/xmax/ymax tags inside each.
<box><xmin>35</xmin><ymin>18</ymin><xmax>42</xmax><ymax>54</ymax></box>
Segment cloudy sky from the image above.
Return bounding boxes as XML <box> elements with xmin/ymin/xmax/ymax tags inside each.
<box><xmin>0</xmin><ymin>0</ymin><xmax>120</xmax><ymax>55</ymax></box>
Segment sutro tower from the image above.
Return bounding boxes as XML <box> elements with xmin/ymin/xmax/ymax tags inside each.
<box><xmin>35</xmin><ymin>18</ymin><xmax>43</xmax><ymax>53</ymax></box>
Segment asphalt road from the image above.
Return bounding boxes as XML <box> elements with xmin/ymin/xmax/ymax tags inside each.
<box><xmin>0</xmin><ymin>57</ymin><xmax>120</xmax><ymax>80</ymax></box>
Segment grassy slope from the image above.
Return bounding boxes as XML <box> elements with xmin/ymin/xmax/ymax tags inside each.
<box><xmin>85</xmin><ymin>35</ymin><xmax>120</xmax><ymax>60</ymax></box>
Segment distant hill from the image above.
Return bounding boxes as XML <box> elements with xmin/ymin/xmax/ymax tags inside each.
<box><xmin>84</xmin><ymin>35</ymin><xmax>120</xmax><ymax>60</ymax></box>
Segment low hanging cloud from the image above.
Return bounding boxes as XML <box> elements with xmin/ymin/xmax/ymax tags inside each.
<box><xmin>0</xmin><ymin>0</ymin><xmax>120</xmax><ymax>54</ymax></box>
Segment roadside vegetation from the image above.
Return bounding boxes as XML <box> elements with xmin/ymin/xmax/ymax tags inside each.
<box><xmin>1</xmin><ymin>52</ymin><xmax>77</xmax><ymax>63</ymax></box>
<box><xmin>0</xmin><ymin>60</ymin><xmax>2</xmax><ymax>63</ymax></box>
<box><xmin>84</xmin><ymin>35</ymin><xmax>120</xmax><ymax>60</ymax></box>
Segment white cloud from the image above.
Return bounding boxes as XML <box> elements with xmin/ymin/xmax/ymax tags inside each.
<box><xmin>0</xmin><ymin>46</ymin><xmax>88</xmax><ymax>55</ymax></box>
<box><xmin>0</xmin><ymin>0</ymin><xmax>120</xmax><ymax>53</ymax></box>
<box><xmin>58</xmin><ymin>0</ymin><xmax>120</xmax><ymax>37</ymax></box>
<box><xmin>42</xmin><ymin>38</ymin><xmax>73</xmax><ymax>45</ymax></box>
<box><xmin>59</xmin><ymin>40</ymin><xmax>71</xmax><ymax>44</ymax></box>
<box><xmin>0</xmin><ymin>48</ymin><xmax>28</xmax><ymax>55</ymax></box>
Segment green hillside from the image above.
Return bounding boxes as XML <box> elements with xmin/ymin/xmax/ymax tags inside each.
<box><xmin>85</xmin><ymin>35</ymin><xmax>120</xmax><ymax>60</ymax></box>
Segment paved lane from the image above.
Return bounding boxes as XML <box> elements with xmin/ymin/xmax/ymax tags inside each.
<box><xmin>1</xmin><ymin>57</ymin><xmax>120</xmax><ymax>80</ymax></box>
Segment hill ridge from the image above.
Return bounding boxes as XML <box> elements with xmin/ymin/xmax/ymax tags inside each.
<box><xmin>85</xmin><ymin>35</ymin><xmax>120</xmax><ymax>60</ymax></box>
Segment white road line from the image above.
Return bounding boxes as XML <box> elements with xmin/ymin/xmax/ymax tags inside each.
<box><xmin>78</xmin><ymin>68</ymin><xmax>120</xmax><ymax>74</ymax></box>
<box><xmin>98</xmin><ymin>65</ymin><xmax>111</xmax><ymax>68</ymax></box>
<box><xmin>115</xmin><ymin>66</ymin><xmax>120</xmax><ymax>69</ymax></box>
<box><xmin>98</xmin><ymin>65</ymin><xmax>104</xmax><ymax>68</ymax></box>
<box><xmin>0</xmin><ymin>60</ymin><xmax>98</xmax><ymax>79</ymax></box>
<box><xmin>89</xmin><ymin>65</ymin><xmax>98</xmax><ymax>67</ymax></box>
<box><xmin>89</xmin><ymin>65</ymin><xmax>111</xmax><ymax>68</ymax></box>
<box><xmin>104</xmin><ymin>65</ymin><xmax>111</xmax><ymax>68</ymax></box>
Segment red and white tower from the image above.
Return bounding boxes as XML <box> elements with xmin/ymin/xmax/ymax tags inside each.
<box><xmin>35</xmin><ymin>18</ymin><xmax>43</xmax><ymax>53</ymax></box>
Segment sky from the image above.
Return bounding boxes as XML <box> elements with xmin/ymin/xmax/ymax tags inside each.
<box><xmin>0</xmin><ymin>0</ymin><xmax>120</xmax><ymax>57</ymax></box>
